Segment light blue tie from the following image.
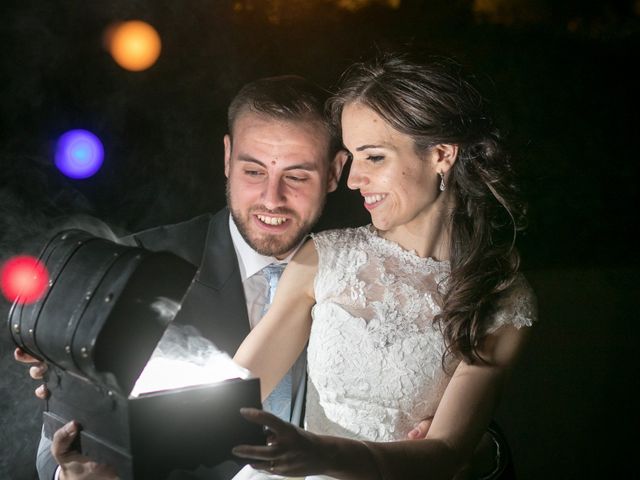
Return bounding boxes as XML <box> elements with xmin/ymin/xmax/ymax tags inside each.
<box><xmin>260</xmin><ymin>263</ymin><xmax>293</xmax><ymax>422</ymax></box>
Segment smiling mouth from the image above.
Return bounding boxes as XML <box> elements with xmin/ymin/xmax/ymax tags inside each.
<box><xmin>256</xmin><ymin>214</ymin><xmax>289</xmax><ymax>226</ymax></box>
<box><xmin>364</xmin><ymin>194</ymin><xmax>387</xmax><ymax>205</ymax></box>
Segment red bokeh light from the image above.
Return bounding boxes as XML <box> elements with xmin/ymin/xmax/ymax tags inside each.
<box><xmin>0</xmin><ymin>255</ymin><xmax>49</xmax><ymax>304</ymax></box>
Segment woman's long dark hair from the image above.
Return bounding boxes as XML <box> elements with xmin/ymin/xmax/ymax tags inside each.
<box><xmin>329</xmin><ymin>53</ymin><xmax>526</xmax><ymax>365</ymax></box>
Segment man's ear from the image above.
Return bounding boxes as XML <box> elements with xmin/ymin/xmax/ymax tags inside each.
<box><xmin>430</xmin><ymin>144</ymin><xmax>458</xmax><ymax>174</ymax></box>
<box><xmin>223</xmin><ymin>134</ymin><xmax>232</xmax><ymax>178</ymax></box>
<box><xmin>326</xmin><ymin>150</ymin><xmax>349</xmax><ymax>193</ymax></box>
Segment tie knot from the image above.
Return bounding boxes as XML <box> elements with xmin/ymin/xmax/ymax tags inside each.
<box><xmin>262</xmin><ymin>263</ymin><xmax>286</xmax><ymax>282</ymax></box>
<box><xmin>262</xmin><ymin>263</ymin><xmax>286</xmax><ymax>312</ymax></box>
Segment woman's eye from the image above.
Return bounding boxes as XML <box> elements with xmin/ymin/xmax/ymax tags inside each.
<box><xmin>245</xmin><ymin>170</ymin><xmax>263</xmax><ymax>176</ymax></box>
<box><xmin>367</xmin><ymin>155</ymin><xmax>384</xmax><ymax>162</ymax></box>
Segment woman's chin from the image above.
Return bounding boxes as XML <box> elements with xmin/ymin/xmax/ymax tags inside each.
<box><xmin>371</xmin><ymin>219</ymin><xmax>390</xmax><ymax>232</ymax></box>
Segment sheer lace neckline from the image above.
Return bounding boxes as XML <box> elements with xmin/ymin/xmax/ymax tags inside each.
<box><xmin>366</xmin><ymin>225</ymin><xmax>450</xmax><ymax>270</ymax></box>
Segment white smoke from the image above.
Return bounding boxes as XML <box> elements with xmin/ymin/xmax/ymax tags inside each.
<box><xmin>130</xmin><ymin>322</ymin><xmax>250</xmax><ymax>398</ymax></box>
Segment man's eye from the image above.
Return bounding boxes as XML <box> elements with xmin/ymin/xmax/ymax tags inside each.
<box><xmin>286</xmin><ymin>176</ymin><xmax>308</xmax><ymax>182</ymax></box>
<box><xmin>367</xmin><ymin>155</ymin><xmax>384</xmax><ymax>162</ymax></box>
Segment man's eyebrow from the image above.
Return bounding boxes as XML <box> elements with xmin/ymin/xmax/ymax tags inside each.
<box><xmin>237</xmin><ymin>155</ymin><xmax>267</xmax><ymax>167</ymax></box>
<box><xmin>284</xmin><ymin>162</ymin><xmax>318</xmax><ymax>171</ymax></box>
<box><xmin>237</xmin><ymin>155</ymin><xmax>318</xmax><ymax>171</ymax></box>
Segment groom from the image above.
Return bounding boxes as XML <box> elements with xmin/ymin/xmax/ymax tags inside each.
<box><xmin>20</xmin><ymin>74</ymin><xmax>346</xmax><ymax>480</ymax></box>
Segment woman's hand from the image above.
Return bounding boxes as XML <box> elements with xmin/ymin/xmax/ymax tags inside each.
<box><xmin>232</xmin><ymin>408</ymin><xmax>328</xmax><ymax>477</ymax></box>
<box><xmin>233</xmin><ymin>408</ymin><xmax>382</xmax><ymax>480</ymax></box>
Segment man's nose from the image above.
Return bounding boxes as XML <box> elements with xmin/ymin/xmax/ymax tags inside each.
<box><xmin>262</xmin><ymin>176</ymin><xmax>286</xmax><ymax>210</ymax></box>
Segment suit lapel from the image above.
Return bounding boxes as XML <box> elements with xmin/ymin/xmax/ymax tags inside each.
<box><xmin>176</xmin><ymin>209</ymin><xmax>251</xmax><ymax>355</ymax></box>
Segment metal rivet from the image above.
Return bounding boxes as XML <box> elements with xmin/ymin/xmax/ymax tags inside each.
<box><xmin>28</xmin><ymin>328</ymin><xmax>33</xmax><ymax>335</ymax></box>
<box><xmin>48</xmin><ymin>280</ymin><xmax>53</xmax><ymax>287</ymax></box>
<box><xmin>104</xmin><ymin>293</ymin><xmax>113</xmax><ymax>303</ymax></box>
<box><xmin>13</xmin><ymin>324</ymin><xmax>20</xmax><ymax>334</ymax></box>
<box><xmin>65</xmin><ymin>345</ymin><xmax>71</xmax><ymax>354</ymax></box>
<box><xmin>113</xmin><ymin>252</ymin><xmax>119</xmax><ymax>257</ymax></box>
<box><xmin>61</xmin><ymin>233</ymin><xmax>68</xmax><ymax>240</ymax></box>
<box><xmin>107</xmin><ymin>390</ymin><xmax>114</xmax><ymax>397</ymax></box>
<box><xmin>85</xmin><ymin>291</ymin><xmax>92</xmax><ymax>300</ymax></box>
<box><xmin>80</xmin><ymin>347</ymin><xmax>88</xmax><ymax>358</ymax></box>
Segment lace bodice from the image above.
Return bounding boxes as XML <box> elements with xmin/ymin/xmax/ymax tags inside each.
<box><xmin>305</xmin><ymin>226</ymin><xmax>536</xmax><ymax>443</ymax></box>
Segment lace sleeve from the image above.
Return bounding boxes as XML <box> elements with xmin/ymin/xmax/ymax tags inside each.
<box><xmin>486</xmin><ymin>274</ymin><xmax>538</xmax><ymax>334</ymax></box>
<box><xmin>310</xmin><ymin>230</ymin><xmax>346</xmax><ymax>302</ymax></box>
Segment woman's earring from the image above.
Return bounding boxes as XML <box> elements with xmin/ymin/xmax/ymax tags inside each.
<box><xmin>439</xmin><ymin>172</ymin><xmax>446</xmax><ymax>192</ymax></box>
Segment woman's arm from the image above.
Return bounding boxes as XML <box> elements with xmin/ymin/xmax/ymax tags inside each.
<box><xmin>234</xmin><ymin>322</ymin><xmax>531</xmax><ymax>480</ymax></box>
<box><xmin>233</xmin><ymin>239</ymin><xmax>318</xmax><ymax>400</ymax></box>
<box><xmin>364</xmin><ymin>324</ymin><xmax>531</xmax><ymax>479</ymax></box>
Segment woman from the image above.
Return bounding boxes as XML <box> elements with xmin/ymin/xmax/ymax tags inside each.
<box><xmin>232</xmin><ymin>53</ymin><xmax>536</xmax><ymax>480</ymax></box>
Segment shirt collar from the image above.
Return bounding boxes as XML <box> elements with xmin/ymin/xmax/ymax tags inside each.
<box><xmin>229</xmin><ymin>215</ymin><xmax>302</xmax><ymax>282</ymax></box>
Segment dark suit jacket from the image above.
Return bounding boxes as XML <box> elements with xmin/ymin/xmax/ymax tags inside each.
<box><xmin>125</xmin><ymin>208</ymin><xmax>251</xmax><ymax>356</ymax></box>
<box><xmin>36</xmin><ymin>208</ymin><xmax>252</xmax><ymax>480</ymax></box>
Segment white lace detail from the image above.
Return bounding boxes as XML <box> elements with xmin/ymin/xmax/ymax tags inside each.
<box><xmin>305</xmin><ymin>226</ymin><xmax>536</xmax><ymax>443</ymax></box>
<box><xmin>486</xmin><ymin>274</ymin><xmax>538</xmax><ymax>334</ymax></box>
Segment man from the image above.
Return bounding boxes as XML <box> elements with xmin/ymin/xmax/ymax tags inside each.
<box><xmin>20</xmin><ymin>74</ymin><xmax>346</xmax><ymax>480</ymax></box>
<box><xmin>17</xmin><ymin>75</ymin><xmax>506</xmax><ymax>480</ymax></box>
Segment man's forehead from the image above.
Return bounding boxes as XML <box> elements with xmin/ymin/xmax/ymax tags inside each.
<box><xmin>231</xmin><ymin>112</ymin><xmax>331</xmax><ymax>155</ymax></box>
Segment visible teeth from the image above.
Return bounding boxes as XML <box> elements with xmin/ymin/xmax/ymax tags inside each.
<box><xmin>257</xmin><ymin>215</ymin><xmax>288</xmax><ymax>226</ymax></box>
<box><xmin>364</xmin><ymin>194</ymin><xmax>386</xmax><ymax>204</ymax></box>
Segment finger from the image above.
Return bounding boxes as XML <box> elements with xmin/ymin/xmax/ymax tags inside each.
<box><xmin>416</xmin><ymin>418</ymin><xmax>433</xmax><ymax>437</ymax></box>
<box><xmin>51</xmin><ymin>421</ymin><xmax>79</xmax><ymax>463</ymax></box>
<box><xmin>35</xmin><ymin>384</ymin><xmax>49</xmax><ymax>400</ymax></box>
<box><xmin>239</xmin><ymin>408</ymin><xmax>288</xmax><ymax>436</ymax></box>
<box><xmin>249</xmin><ymin>461</ymin><xmax>278</xmax><ymax>473</ymax></box>
<box><xmin>14</xmin><ymin>348</ymin><xmax>40</xmax><ymax>364</ymax></box>
<box><xmin>93</xmin><ymin>463</ymin><xmax>119</xmax><ymax>479</ymax></box>
<box><xmin>231</xmin><ymin>445</ymin><xmax>277</xmax><ymax>461</ymax></box>
<box><xmin>413</xmin><ymin>418</ymin><xmax>433</xmax><ymax>439</ymax></box>
<box><xmin>29</xmin><ymin>363</ymin><xmax>48</xmax><ymax>380</ymax></box>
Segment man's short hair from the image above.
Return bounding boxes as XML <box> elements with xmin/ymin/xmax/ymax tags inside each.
<box><xmin>227</xmin><ymin>75</ymin><xmax>341</xmax><ymax>157</ymax></box>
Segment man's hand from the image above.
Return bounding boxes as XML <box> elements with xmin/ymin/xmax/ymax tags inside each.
<box><xmin>53</xmin><ymin>421</ymin><xmax>119</xmax><ymax>480</ymax></box>
<box><xmin>406</xmin><ymin>417</ymin><xmax>433</xmax><ymax>440</ymax></box>
<box><xmin>14</xmin><ymin>347</ymin><xmax>49</xmax><ymax>399</ymax></box>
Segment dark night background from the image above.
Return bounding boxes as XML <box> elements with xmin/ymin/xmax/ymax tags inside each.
<box><xmin>1</xmin><ymin>1</ymin><xmax>638</xmax><ymax>478</ymax></box>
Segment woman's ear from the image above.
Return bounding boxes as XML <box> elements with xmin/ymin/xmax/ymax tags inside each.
<box><xmin>431</xmin><ymin>144</ymin><xmax>458</xmax><ymax>174</ymax></box>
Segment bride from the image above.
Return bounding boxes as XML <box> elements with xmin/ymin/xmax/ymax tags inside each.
<box><xmin>232</xmin><ymin>53</ymin><xmax>537</xmax><ymax>480</ymax></box>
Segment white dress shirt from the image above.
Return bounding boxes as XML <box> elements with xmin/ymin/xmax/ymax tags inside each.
<box><xmin>228</xmin><ymin>216</ymin><xmax>301</xmax><ymax>330</ymax></box>
<box><xmin>230</xmin><ymin>216</ymin><xmax>306</xmax><ymax>480</ymax></box>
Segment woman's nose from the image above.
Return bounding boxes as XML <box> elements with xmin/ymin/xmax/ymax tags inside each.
<box><xmin>347</xmin><ymin>161</ymin><xmax>368</xmax><ymax>190</ymax></box>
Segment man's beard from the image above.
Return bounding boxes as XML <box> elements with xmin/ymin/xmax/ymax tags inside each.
<box><xmin>226</xmin><ymin>184</ymin><xmax>323</xmax><ymax>257</ymax></box>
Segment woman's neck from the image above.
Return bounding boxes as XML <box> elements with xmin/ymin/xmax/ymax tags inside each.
<box><xmin>379</xmin><ymin>201</ymin><xmax>452</xmax><ymax>261</ymax></box>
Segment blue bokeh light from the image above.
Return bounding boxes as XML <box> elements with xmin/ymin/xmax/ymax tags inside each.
<box><xmin>54</xmin><ymin>129</ymin><xmax>104</xmax><ymax>179</ymax></box>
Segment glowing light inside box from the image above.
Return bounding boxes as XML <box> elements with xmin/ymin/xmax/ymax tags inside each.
<box><xmin>130</xmin><ymin>324</ymin><xmax>251</xmax><ymax>398</ymax></box>
<box><xmin>55</xmin><ymin>129</ymin><xmax>104</xmax><ymax>179</ymax></box>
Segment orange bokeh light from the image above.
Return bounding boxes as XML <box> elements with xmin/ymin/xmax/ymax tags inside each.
<box><xmin>107</xmin><ymin>20</ymin><xmax>162</xmax><ymax>72</ymax></box>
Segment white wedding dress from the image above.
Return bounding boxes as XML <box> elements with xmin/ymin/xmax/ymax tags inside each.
<box><xmin>237</xmin><ymin>226</ymin><xmax>536</xmax><ymax>480</ymax></box>
<box><xmin>303</xmin><ymin>226</ymin><xmax>536</xmax><ymax>480</ymax></box>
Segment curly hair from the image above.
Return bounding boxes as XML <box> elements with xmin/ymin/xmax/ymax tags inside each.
<box><xmin>329</xmin><ymin>53</ymin><xmax>526</xmax><ymax>365</ymax></box>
